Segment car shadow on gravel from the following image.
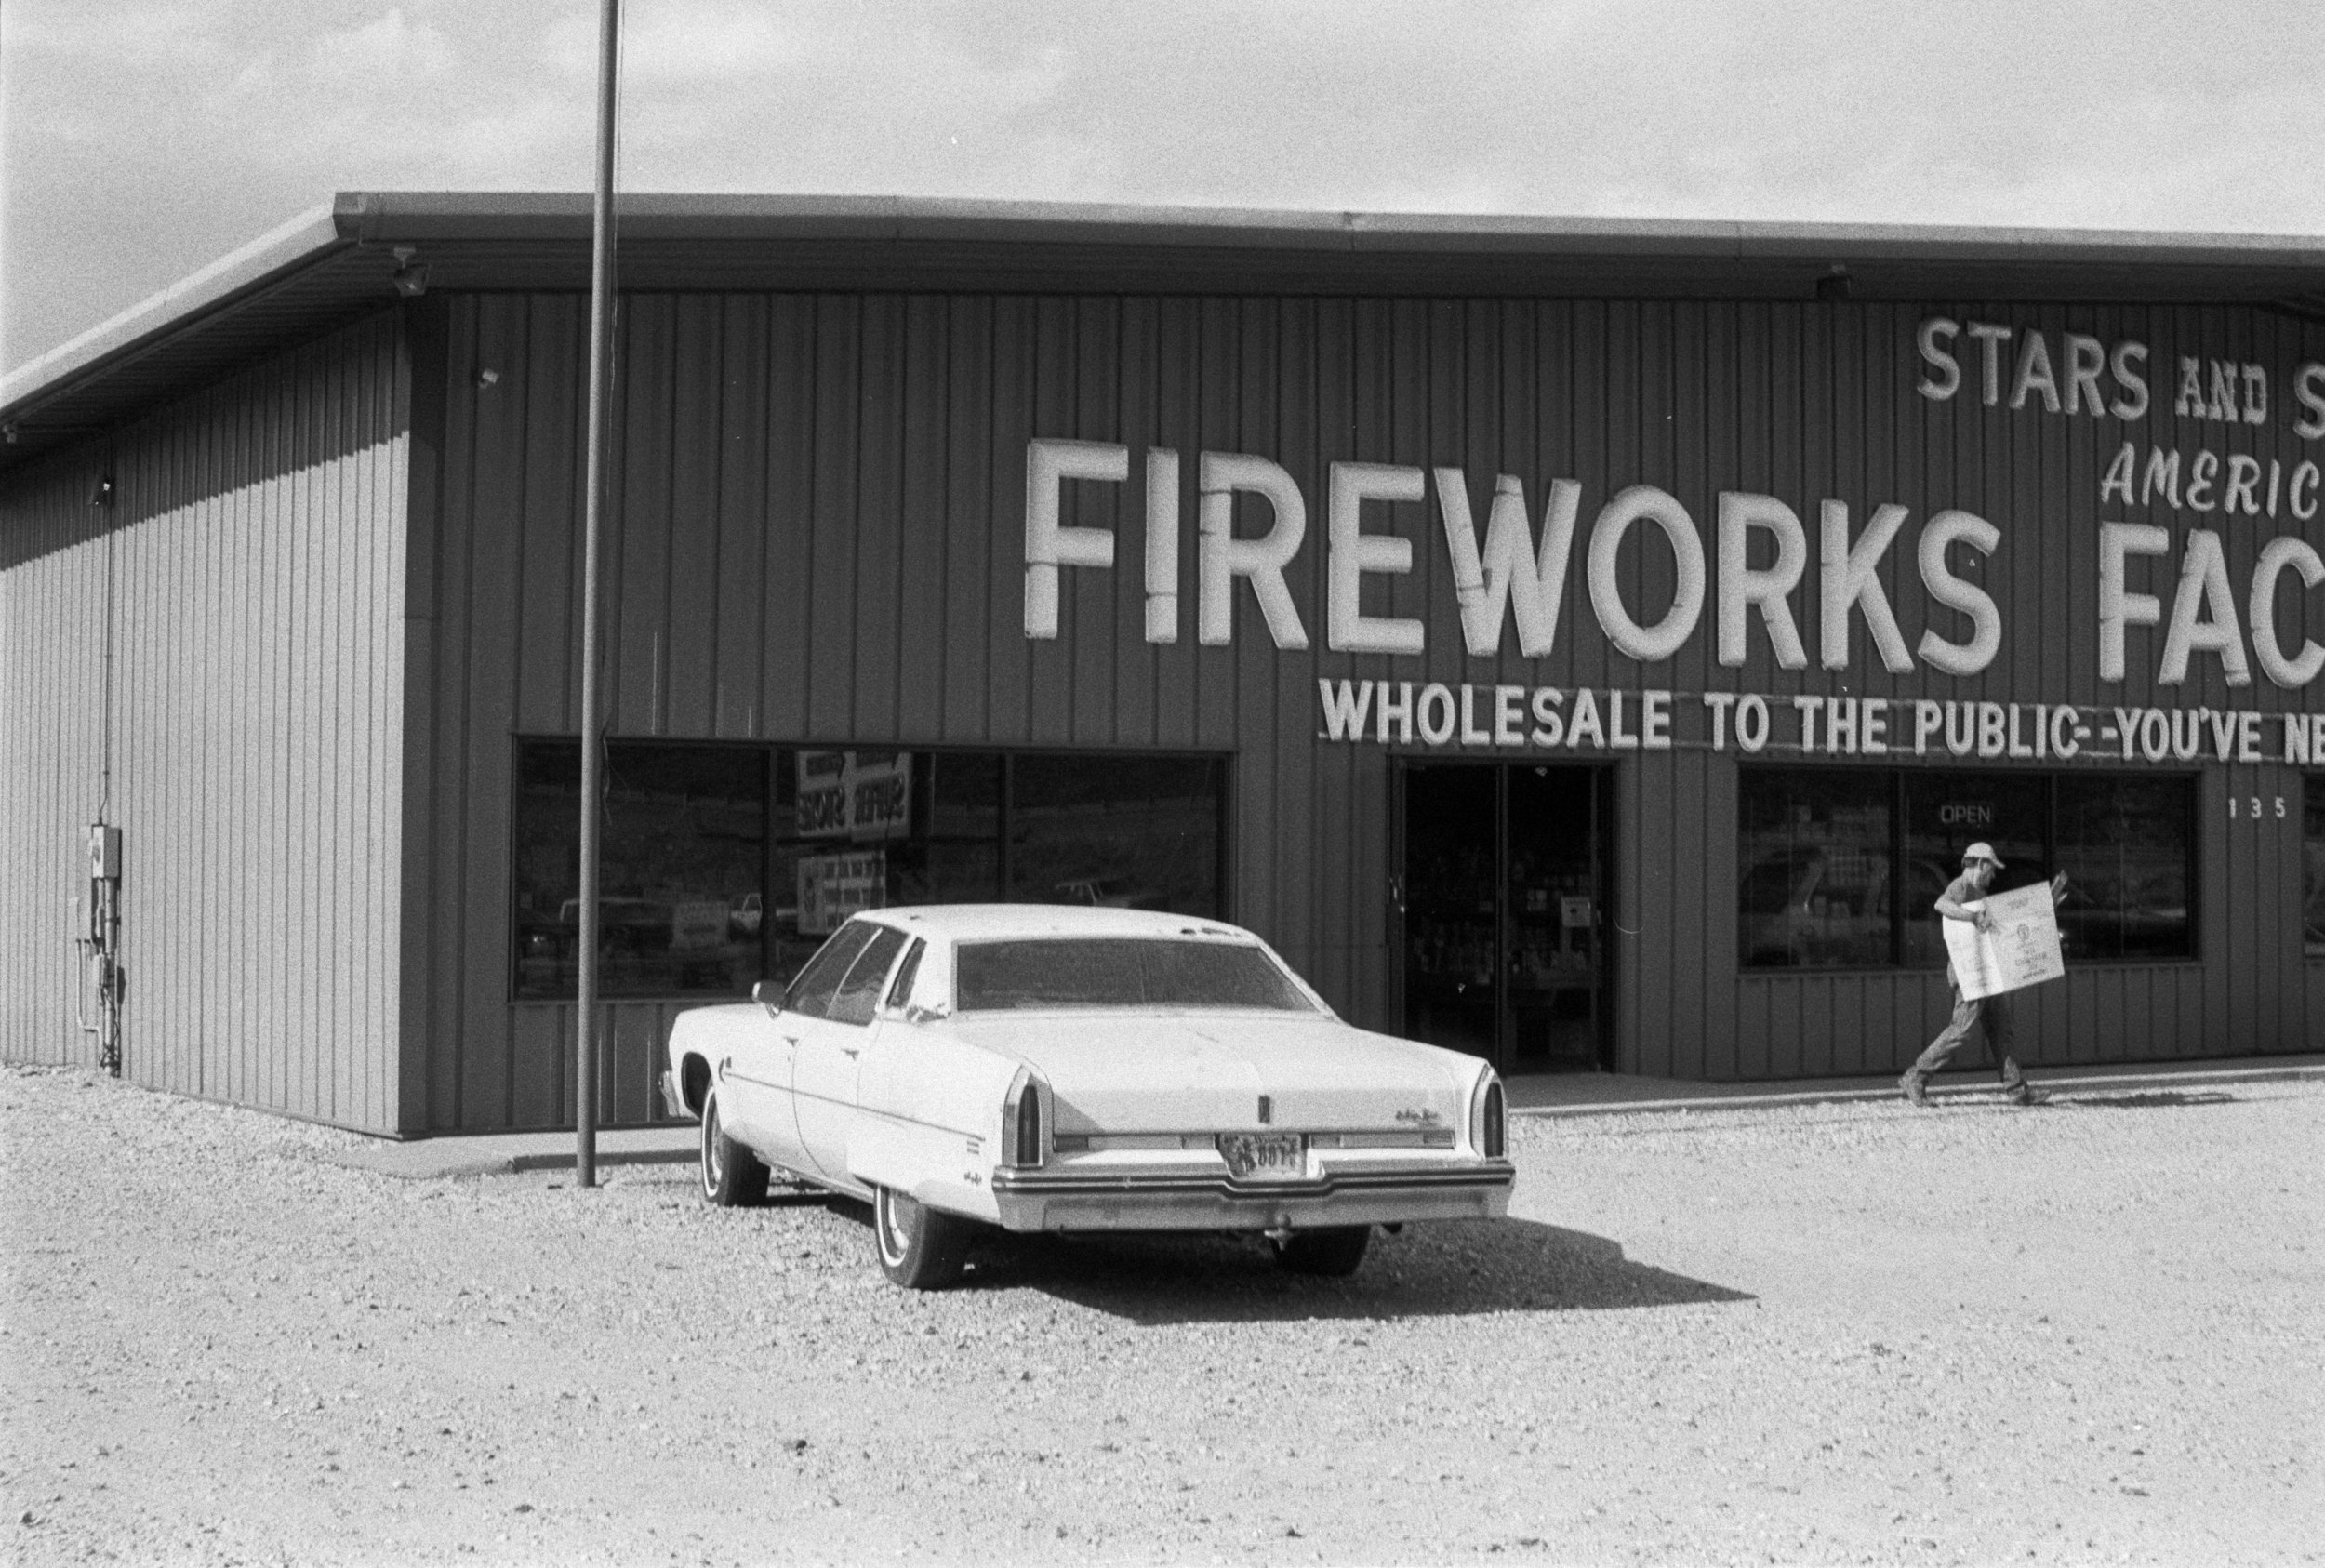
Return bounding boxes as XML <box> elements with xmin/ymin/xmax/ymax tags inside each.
<box><xmin>914</xmin><ymin>1218</ymin><xmax>1754</xmax><ymax>1324</ymax></box>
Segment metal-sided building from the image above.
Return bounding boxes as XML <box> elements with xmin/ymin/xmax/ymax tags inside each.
<box><xmin>4</xmin><ymin>193</ymin><xmax>2321</xmax><ymax>1137</ymax></box>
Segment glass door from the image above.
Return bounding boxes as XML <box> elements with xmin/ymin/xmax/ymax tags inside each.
<box><xmin>1505</xmin><ymin>765</ymin><xmax>1606</xmax><ymax>1072</ymax></box>
<box><xmin>1400</xmin><ymin>765</ymin><xmax>1500</xmax><ymax>1061</ymax></box>
<box><xmin>1400</xmin><ymin>763</ymin><xmax>1610</xmax><ymax>1073</ymax></box>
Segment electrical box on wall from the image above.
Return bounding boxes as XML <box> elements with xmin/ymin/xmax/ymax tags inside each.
<box><xmin>80</xmin><ymin>823</ymin><xmax>126</xmax><ymax>1076</ymax></box>
<box><xmin>88</xmin><ymin>824</ymin><xmax>121</xmax><ymax>881</ymax></box>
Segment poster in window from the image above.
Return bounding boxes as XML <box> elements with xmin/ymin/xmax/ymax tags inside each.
<box><xmin>795</xmin><ymin>751</ymin><xmax>913</xmax><ymax>843</ymax></box>
<box><xmin>798</xmin><ymin>850</ymin><xmax>887</xmax><ymax>937</ymax></box>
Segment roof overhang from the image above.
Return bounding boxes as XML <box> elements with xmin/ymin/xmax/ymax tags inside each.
<box><xmin>7</xmin><ymin>191</ymin><xmax>2325</xmax><ymax>472</ymax></box>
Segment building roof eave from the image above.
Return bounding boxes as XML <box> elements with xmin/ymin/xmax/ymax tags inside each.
<box><xmin>1</xmin><ymin>202</ymin><xmax>352</xmax><ymax>419</ymax></box>
<box><xmin>6</xmin><ymin>193</ymin><xmax>2324</xmax><ymax>474</ymax></box>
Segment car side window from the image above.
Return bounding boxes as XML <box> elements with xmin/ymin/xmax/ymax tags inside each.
<box><xmin>884</xmin><ymin>938</ymin><xmax>925</xmax><ymax>1012</ymax></box>
<box><xmin>784</xmin><ymin>922</ymin><xmax>877</xmax><ymax>1020</ymax></box>
<box><xmin>827</xmin><ymin>925</ymin><xmax>909</xmax><ymax>1027</ymax></box>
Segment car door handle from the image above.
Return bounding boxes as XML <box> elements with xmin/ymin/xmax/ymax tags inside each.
<box><xmin>781</xmin><ymin>1035</ymin><xmax>801</xmax><ymax>1048</ymax></box>
<box><xmin>840</xmin><ymin>1045</ymin><xmax>860</xmax><ymax>1058</ymax></box>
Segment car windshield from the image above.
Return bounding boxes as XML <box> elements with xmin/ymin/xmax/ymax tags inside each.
<box><xmin>953</xmin><ymin>938</ymin><xmax>1316</xmax><ymax>1012</ymax></box>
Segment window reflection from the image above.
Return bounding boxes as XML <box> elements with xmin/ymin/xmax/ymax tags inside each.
<box><xmin>2306</xmin><ymin>779</ymin><xmax>2325</xmax><ymax>959</ymax></box>
<box><xmin>1008</xmin><ymin>754</ymin><xmax>1226</xmax><ymax>917</ymax></box>
<box><xmin>512</xmin><ymin>743</ymin><xmax>768</xmax><ymax>999</ymax></box>
<box><xmin>1900</xmin><ymin>772</ymin><xmax>2047</xmax><ymax>967</ymax></box>
<box><xmin>1738</xmin><ymin>769</ymin><xmax>1894</xmax><ymax>968</ymax></box>
<box><xmin>2054</xmin><ymin>777</ymin><xmax>2193</xmax><ymax>962</ymax></box>
<box><xmin>514</xmin><ymin>743</ymin><xmax>1227</xmax><ymax>999</ymax></box>
<box><xmin>1736</xmin><ymin>766</ymin><xmax>2197</xmax><ymax>971</ymax></box>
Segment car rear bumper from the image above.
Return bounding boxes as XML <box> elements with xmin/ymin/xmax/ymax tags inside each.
<box><xmin>986</xmin><ymin>1162</ymin><xmax>1514</xmax><ymax>1232</ymax></box>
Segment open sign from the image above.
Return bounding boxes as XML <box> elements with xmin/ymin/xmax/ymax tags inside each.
<box><xmin>1938</xmin><ymin>803</ymin><xmax>1994</xmax><ymax>827</ymax></box>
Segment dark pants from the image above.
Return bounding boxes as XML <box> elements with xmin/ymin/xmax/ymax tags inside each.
<box><xmin>1911</xmin><ymin>976</ymin><xmax>2023</xmax><ymax>1083</ymax></box>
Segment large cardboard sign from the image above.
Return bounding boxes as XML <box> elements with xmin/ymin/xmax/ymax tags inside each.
<box><xmin>797</xmin><ymin>851</ymin><xmax>886</xmax><ymax>937</ymax></box>
<box><xmin>1941</xmin><ymin>884</ymin><xmax>2066</xmax><ymax>1000</ymax></box>
<box><xmin>796</xmin><ymin>751</ymin><xmax>913</xmax><ymax>842</ymax></box>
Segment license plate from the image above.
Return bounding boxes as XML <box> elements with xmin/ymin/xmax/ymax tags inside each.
<box><xmin>1218</xmin><ymin>1132</ymin><xmax>1305</xmax><ymax>1181</ymax></box>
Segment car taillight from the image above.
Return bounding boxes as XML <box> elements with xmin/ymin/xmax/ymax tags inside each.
<box><xmin>1476</xmin><ymin>1075</ymin><xmax>1506</xmax><ymax>1159</ymax></box>
<box><xmin>1003</xmin><ymin>1074</ymin><xmax>1044</xmax><ymax>1169</ymax></box>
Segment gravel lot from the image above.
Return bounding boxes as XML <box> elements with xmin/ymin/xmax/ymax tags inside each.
<box><xmin>4</xmin><ymin>1061</ymin><xmax>2320</xmax><ymax>1567</ymax></box>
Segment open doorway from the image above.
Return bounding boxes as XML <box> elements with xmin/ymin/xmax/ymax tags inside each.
<box><xmin>1398</xmin><ymin>762</ymin><xmax>1613</xmax><ymax>1074</ymax></box>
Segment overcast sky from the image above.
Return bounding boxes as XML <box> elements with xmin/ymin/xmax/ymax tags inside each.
<box><xmin>5</xmin><ymin>0</ymin><xmax>2322</xmax><ymax>374</ymax></box>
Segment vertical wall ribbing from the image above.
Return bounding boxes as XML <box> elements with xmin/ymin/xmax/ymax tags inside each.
<box><xmin>0</xmin><ymin>310</ymin><xmax>410</xmax><ymax>1130</ymax></box>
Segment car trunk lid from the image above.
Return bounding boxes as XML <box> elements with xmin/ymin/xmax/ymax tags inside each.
<box><xmin>942</xmin><ymin>1013</ymin><xmax>1468</xmax><ymax>1135</ymax></box>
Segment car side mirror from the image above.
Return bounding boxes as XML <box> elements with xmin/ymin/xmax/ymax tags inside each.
<box><xmin>904</xmin><ymin>1003</ymin><xmax>950</xmax><ymax>1026</ymax></box>
<box><xmin>751</xmin><ymin>979</ymin><xmax>784</xmax><ymax>1017</ymax></box>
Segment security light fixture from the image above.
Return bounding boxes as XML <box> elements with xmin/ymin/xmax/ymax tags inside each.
<box><xmin>392</xmin><ymin>246</ymin><xmax>429</xmax><ymax>298</ymax></box>
<box><xmin>88</xmin><ymin>475</ymin><xmax>114</xmax><ymax>508</ymax></box>
<box><xmin>1816</xmin><ymin>264</ymin><xmax>1853</xmax><ymax>301</ymax></box>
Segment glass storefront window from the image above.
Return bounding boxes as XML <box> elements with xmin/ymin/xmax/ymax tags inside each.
<box><xmin>515</xmin><ymin>743</ymin><xmax>1227</xmax><ymax>999</ymax></box>
<box><xmin>2306</xmin><ymin>777</ymin><xmax>2325</xmax><ymax>959</ymax></box>
<box><xmin>2053</xmin><ymin>776</ymin><xmax>2194</xmax><ymax>962</ymax></box>
<box><xmin>1739</xmin><ymin>765</ymin><xmax>2196</xmax><ymax>971</ymax></box>
<box><xmin>770</xmin><ymin>750</ymin><xmax>991</xmax><ymax>987</ymax></box>
<box><xmin>1007</xmin><ymin>754</ymin><xmax>1227</xmax><ymax>918</ymax></box>
<box><xmin>1900</xmin><ymin>771</ymin><xmax>2047</xmax><ymax>968</ymax></box>
<box><xmin>512</xmin><ymin>743</ymin><xmax>769</xmax><ymax>999</ymax></box>
<box><xmin>1738</xmin><ymin>768</ymin><xmax>1894</xmax><ymax>968</ymax></box>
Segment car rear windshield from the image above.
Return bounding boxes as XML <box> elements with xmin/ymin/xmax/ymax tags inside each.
<box><xmin>953</xmin><ymin>938</ymin><xmax>1315</xmax><ymax>1012</ymax></box>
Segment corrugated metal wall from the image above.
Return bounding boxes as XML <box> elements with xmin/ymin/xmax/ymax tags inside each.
<box><xmin>0</xmin><ymin>456</ymin><xmax>108</xmax><ymax>1069</ymax></box>
<box><xmin>0</xmin><ymin>311</ymin><xmax>410</xmax><ymax>1130</ymax></box>
<box><xmin>405</xmin><ymin>291</ymin><xmax>2319</xmax><ymax>1126</ymax></box>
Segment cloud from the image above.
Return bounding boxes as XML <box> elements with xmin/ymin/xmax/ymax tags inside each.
<box><xmin>307</xmin><ymin>7</ymin><xmax>458</xmax><ymax>86</ymax></box>
<box><xmin>613</xmin><ymin>0</ymin><xmax>807</xmax><ymax>86</ymax></box>
<box><xmin>6</xmin><ymin>0</ymin><xmax>2323</xmax><ymax>370</ymax></box>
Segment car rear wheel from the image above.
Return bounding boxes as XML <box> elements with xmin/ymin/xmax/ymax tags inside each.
<box><xmin>1271</xmin><ymin>1226</ymin><xmax>1371</xmax><ymax>1276</ymax></box>
<box><xmin>873</xmin><ymin>1185</ymin><xmax>972</xmax><ymax>1289</ymax></box>
<box><xmin>699</xmin><ymin>1090</ymin><xmax>769</xmax><ymax>1207</ymax></box>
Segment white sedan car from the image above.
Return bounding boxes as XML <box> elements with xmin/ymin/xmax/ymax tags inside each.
<box><xmin>660</xmin><ymin>905</ymin><xmax>1514</xmax><ymax>1289</ymax></box>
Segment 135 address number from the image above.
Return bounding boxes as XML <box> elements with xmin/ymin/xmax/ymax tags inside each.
<box><xmin>2227</xmin><ymin>795</ymin><xmax>2288</xmax><ymax>819</ymax></box>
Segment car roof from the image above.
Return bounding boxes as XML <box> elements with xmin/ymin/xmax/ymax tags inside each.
<box><xmin>857</xmin><ymin>904</ymin><xmax>1258</xmax><ymax>943</ymax></box>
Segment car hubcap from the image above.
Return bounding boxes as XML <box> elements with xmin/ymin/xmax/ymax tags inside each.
<box><xmin>703</xmin><ymin>1104</ymin><xmax>723</xmax><ymax>1192</ymax></box>
<box><xmin>880</xmin><ymin>1189</ymin><xmax>911</xmax><ymax>1262</ymax></box>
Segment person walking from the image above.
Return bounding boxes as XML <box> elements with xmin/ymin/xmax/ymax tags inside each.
<box><xmin>1899</xmin><ymin>842</ymin><xmax>2066</xmax><ymax>1107</ymax></box>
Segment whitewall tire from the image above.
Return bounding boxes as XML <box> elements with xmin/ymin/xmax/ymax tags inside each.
<box><xmin>873</xmin><ymin>1185</ymin><xmax>972</xmax><ymax>1289</ymax></box>
<box><xmin>699</xmin><ymin>1089</ymin><xmax>770</xmax><ymax>1207</ymax></box>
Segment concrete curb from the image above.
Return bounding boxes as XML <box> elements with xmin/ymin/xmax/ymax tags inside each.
<box><xmin>1508</xmin><ymin>1061</ymin><xmax>2325</xmax><ymax>1120</ymax></box>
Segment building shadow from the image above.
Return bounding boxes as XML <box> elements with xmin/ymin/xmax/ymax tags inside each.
<box><xmin>928</xmin><ymin>1217</ymin><xmax>1753</xmax><ymax>1325</ymax></box>
<box><xmin>2055</xmin><ymin>1090</ymin><xmax>2239</xmax><ymax>1110</ymax></box>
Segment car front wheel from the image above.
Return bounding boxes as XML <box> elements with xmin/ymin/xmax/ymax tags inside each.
<box><xmin>699</xmin><ymin>1089</ymin><xmax>769</xmax><ymax>1207</ymax></box>
<box><xmin>873</xmin><ymin>1185</ymin><xmax>972</xmax><ymax>1289</ymax></box>
<box><xmin>1271</xmin><ymin>1226</ymin><xmax>1371</xmax><ymax>1276</ymax></box>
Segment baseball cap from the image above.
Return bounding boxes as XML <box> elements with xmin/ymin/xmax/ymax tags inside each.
<box><xmin>1962</xmin><ymin>842</ymin><xmax>2004</xmax><ymax>869</ymax></box>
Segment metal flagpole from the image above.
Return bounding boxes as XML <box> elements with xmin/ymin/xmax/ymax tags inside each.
<box><xmin>577</xmin><ymin>0</ymin><xmax>621</xmax><ymax>1189</ymax></box>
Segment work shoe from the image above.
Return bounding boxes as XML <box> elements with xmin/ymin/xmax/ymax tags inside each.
<box><xmin>1898</xmin><ymin>1070</ymin><xmax>1930</xmax><ymax>1107</ymax></box>
<box><xmin>2003</xmin><ymin>1082</ymin><xmax>2047</xmax><ymax>1107</ymax></box>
